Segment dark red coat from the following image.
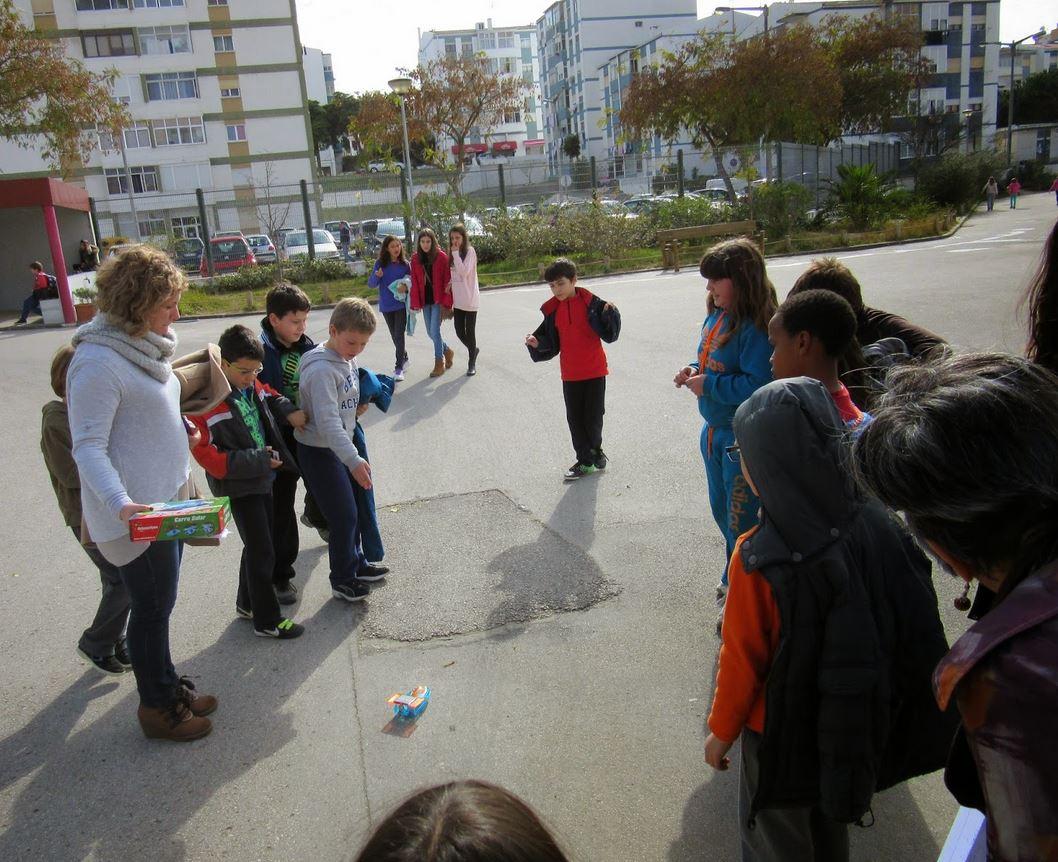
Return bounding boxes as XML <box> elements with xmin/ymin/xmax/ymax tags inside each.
<box><xmin>409</xmin><ymin>249</ymin><xmax>452</xmax><ymax>310</ymax></box>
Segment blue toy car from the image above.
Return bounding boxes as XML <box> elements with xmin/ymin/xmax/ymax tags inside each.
<box><xmin>387</xmin><ymin>685</ymin><xmax>430</xmax><ymax>719</ymax></box>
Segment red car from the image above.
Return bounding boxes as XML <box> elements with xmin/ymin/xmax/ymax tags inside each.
<box><xmin>199</xmin><ymin>236</ymin><xmax>256</xmax><ymax>276</ymax></box>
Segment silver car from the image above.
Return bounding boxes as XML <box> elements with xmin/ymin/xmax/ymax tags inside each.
<box><xmin>278</xmin><ymin>229</ymin><xmax>340</xmax><ymax>261</ymax></box>
<box><xmin>245</xmin><ymin>234</ymin><xmax>277</xmax><ymax>264</ymax></box>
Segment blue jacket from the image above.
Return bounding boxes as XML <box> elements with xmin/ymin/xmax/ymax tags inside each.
<box><xmin>260</xmin><ymin>316</ymin><xmax>315</xmax><ymax>407</ymax></box>
<box><xmin>369</xmin><ymin>260</ymin><xmax>411</xmax><ymax>313</ymax></box>
<box><xmin>689</xmin><ymin>309</ymin><xmax>772</xmax><ymax>429</ymax></box>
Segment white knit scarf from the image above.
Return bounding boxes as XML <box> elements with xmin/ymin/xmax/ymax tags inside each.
<box><xmin>71</xmin><ymin>312</ymin><xmax>178</xmax><ymax>383</ymax></box>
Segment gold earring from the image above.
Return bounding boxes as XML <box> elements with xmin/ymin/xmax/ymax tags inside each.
<box><xmin>953</xmin><ymin>582</ymin><xmax>972</xmax><ymax>612</ymax></box>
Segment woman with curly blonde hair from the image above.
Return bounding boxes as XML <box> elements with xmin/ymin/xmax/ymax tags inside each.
<box><xmin>67</xmin><ymin>245</ymin><xmax>217</xmax><ymax>742</ymax></box>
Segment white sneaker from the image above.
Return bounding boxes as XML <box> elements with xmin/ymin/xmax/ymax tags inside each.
<box><xmin>394</xmin><ymin>365</ymin><xmax>405</xmax><ymax>382</ymax></box>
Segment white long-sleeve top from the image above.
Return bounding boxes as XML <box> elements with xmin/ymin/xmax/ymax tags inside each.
<box><xmin>450</xmin><ymin>245</ymin><xmax>479</xmax><ymax>311</ymax></box>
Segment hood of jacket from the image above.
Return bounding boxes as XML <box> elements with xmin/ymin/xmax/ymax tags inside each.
<box><xmin>734</xmin><ymin>377</ymin><xmax>861</xmax><ymax>569</ymax></box>
<box><xmin>299</xmin><ymin>343</ymin><xmax>350</xmax><ymax>377</ymax></box>
<box><xmin>173</xmin><ymin>343</ymin><xmax>231</xmax><ymax>415</ymax></box>
<box><xmin>260</xmin><ymin>316</ymin><xmax>314</xmax><ymax>354</ymax></box>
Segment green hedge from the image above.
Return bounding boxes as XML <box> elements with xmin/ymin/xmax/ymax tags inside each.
<box><xmin>206</xmin><ymin>259</ymin><xmax>352</xmax><ymax>293</ymax></box>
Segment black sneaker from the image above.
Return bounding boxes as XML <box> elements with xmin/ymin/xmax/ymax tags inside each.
<box><xmin>593</xmin><ymin>448</ymin><xmax>608</xmax><ymax>470</ymax></box>
<box><xmin>235</xmin><ymin>604</ymin><xmax>253</xmax><ymax>620</ymax></box>
<box><xmin>300</xmin><ymin>513</ymin><xmax>330</xmax><ymax>542</ymax></box>
<box><xmin>332</xmin><ymin>581</ymin><xmax>369</xmax><ymax>602</ymax></box>
<box><xmin>114</xmin><ymin>637</ymin><xmax>132</xmax><ymax>669</ymax></box>
<box><xmin>563</xmin><ymin>462</ymin><xmax>598</xmax><ymax>482</ymax></box>
<box><xmin>254</xmin><ymin>618</ymin><xmax>305</xmax><ymax>639</ymax></box>
<box><xmin>76</xmin><ymin>647</ymin><xmax>127</xmax><ymax>676</ymax></box>
<box><xmin>275</xmin><ymin>580</ymin><xmax>298</xmax><ymax>605</ymax></box>
<box><xmin>357</xmin><ymin>563</ymin><xmax>389</xmax><ymax>582</ymax></box>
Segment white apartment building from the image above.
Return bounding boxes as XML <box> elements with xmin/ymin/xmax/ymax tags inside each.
<box><xmin>303</xmin><ymin>45</ymin><xmax>337</xmax><ymax>175</ymax></box>
<box><xmin>418</xmin><ymin>21</ymin><xmax>545</xmax><ymax>162</ymax></box>
<box><xmin>1</xmin><ymin>0</ymin><xmax>319</xmax><ymax>241</ymax></box>
<box><xmin>535</xmin><ymin>0</ymin><xmax>698</xmax><ymax>169</ymax></box>
<box><xmin>998</xmin><ymin>25</ymin><xmax>1058</xmax><ymax>90</ymax></box>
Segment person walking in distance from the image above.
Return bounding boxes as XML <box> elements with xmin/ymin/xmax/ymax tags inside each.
<box><xmin>368</xmin><ymin>236</ymin><xmax>412</xmax><ymax>381</ymax></box>
<box><xmin>409</xmin><ymin>228</ymin><xmax>453</xmax><ymax>378</ymax></box>
<box><xmin>983</xmin><ymin>176</ymin><xmax>998</xmax><ymax>212</ymax></box>
<box><xmin>1007</xmin><ymin>176</ymin><xmax>1022</xmax><ymax>209</ymax></box>
<box><xmin>449</xmin><ymin>224</ymin><xmax>481</xmax><ymax>376</ymax></box>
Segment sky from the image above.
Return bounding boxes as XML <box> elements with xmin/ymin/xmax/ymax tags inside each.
<box><xmin>294</xmin><ymin>0</ymin><xmax>1054</xmax><ymax>95</ymax></box>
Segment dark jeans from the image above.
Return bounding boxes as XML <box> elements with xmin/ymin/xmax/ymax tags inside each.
<box><xmin>19</xmin><ymin>292</ymin><xmax>42</xmax><ymax>322</ymax></box>
<box><xmin>297</xmin><ymin>441</ymin><xmax>366</xmax><ymax>586</ymax></box>
<box><xmin>738</xmin><ymin>729</ymin><xmax>848</xmax><ymax>862</ymax></box>
<box><xmin>117</xmin><ymin>541</ymin><xmax>183</xmax><ymax>708</ymax></box>
<box><xmin>562</xmin><ymin>376</ymin><xmax>606</xmax><ymax>464</ymax></box>
<box><xmin>382</xmin><ymin>308</ymin><xmax>409</xmax><ymax>370</ymax></box>
<box><xmin>453</xmin><ymin>309</ymin><xmax>477</xmax><ymax>354</ymax></box>
<box><xmin>72</xmin><ymin>527</ymin><xmax>130</xmax><ymax>657</ymax></box>
<box><xmin>353</xmin><ymin>423</ymin><xmax>383</xmax><ymax>562</ymax></box>
<box><xmin>230</xmin><ymin>493</ymin><xmax>282</xmax><ymax>630</ymax></box>
<box><xmin>271</xmin><ymin>428</ymin><xmax>327</xmax><ymax>583</ymax></box>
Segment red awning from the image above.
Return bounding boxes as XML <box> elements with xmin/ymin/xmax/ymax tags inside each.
<box><xmin>524</xmin><ymin>139</ymin><xmax>546</xmax><ymax>147</ymax></box>
<box><xmin>451</xmin><ymin>143</ymin><xmax>488</xmax><ymax>155</ymax></box>
<box><xmin>492</xmin><ymin>141</ymin><xmax>518</xmax><ymax>152</ymax></box>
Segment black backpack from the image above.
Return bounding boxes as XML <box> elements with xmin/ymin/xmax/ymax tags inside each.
<box><xmin>41</xmin><ymin>274</ymin><xmax>59</xmax><ymax>299</ymax></box>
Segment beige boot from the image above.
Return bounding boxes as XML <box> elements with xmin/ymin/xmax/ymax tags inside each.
<box><xmin>137</xmin><ymin>702</ymin><xmax>212</xmax><ymax>741</ymax></box>
<box><xmin>443</xmin><ymin>346</ymin><xmax>454</xmax><ymax>369</ymax></box>
<box><xmin>429</xmin><ymin>357</ymin><xmax>446</xmax><ymax>378</ymax></box>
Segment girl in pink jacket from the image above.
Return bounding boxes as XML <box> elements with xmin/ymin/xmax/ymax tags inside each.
<box><xmin>449</xmin><ymin>224</ymin><xmax>481</xmax><ymax>376</ymax></box>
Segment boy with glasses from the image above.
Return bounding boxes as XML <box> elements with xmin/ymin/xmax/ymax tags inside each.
<box><xmin>188</xmin><ymin>325</ymin><xmax>308</xmax><ymax>639</ymax></box>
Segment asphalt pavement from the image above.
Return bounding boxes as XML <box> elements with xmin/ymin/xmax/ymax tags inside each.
<box><xmin>0</xmin><ymin>194</ymin><xmax>1054</xmax><ymax>862</ymax></box>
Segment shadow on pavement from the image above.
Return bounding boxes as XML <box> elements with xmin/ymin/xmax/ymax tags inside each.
<box><xmin>0</xmin><ymin>599</ymin><xmax>366</xmax><ymax>861</ymax></box>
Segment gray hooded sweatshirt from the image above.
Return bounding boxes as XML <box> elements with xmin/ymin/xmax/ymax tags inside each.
<box><xmin>293</xmin><ymin>344</ymin><xmax>365</xmax><ymax>471</ymax></box>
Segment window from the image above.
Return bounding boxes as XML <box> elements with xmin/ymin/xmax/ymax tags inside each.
<box><xmin>634</xmin><ymin>20</ymin><xmax>643</xmax><ymax>27</ymax></box>
<box><xmin>154</xmin><ymin>116</ymin><xmax>205</xmax><ymax>146</ymax></box>
<box><xmin>445</xmin><ymin>40</ymin><xmax>457</xmax><ymax>58</ymax></box>
<box><xmin>145</xmin><ymin>72</ymin><xmax>199</xmax><ymax>101</ymax></box>
<box><xmin>133</xmin><ymin>0</ymin><xmax>184</xmax><ymax>7</ymax></box>
<box><xmin>220</xmin><ymin>87</ymin><xmax>241</xmax><ymax>98</ymax></box>
<box><xmin>171</xmin><ymin>215</ymin><xmax>202</xmax><ymax>238</ymax></box>
<box><xmin>82</xmin><ymin>30</ymin><xmax>136</xmax><ymax>58</ymax></box>
<box><xmin>110</xmin><ymin>77</ymin><xmax>133</xmax><ymax>105</ymax></box>
<box><xmin>96</xmin><ymin>124</ymin><xmax>117</xmax><ymax>151</ymax></box>
<box><xmin>498</xmin><ymin>31</ymin><xmax>514</xmax><ymax>49</ymax></box>
<box><xmin>478</xmin><ymin>31</ymin><xmax>496</xmax><ymax>50</ymax></box>
<box><xmin>225</xmin><ymin>123</ymin><xmax>246</xmax><ymax>142</ymax></box>
<box><xmin>139</xmin><ymin>26</ymin><xmax>191</xmax><ymax>55</ymax></box>
<box><xmin>160</xmin><ymin>162</ymin><xmax>212</xmax><ymax>190</ymax></box>
<box><xmin>105</xmin><ymin>166</ymin><xmax>160</xmax><ymax>195</ymax></box>
<box><xmin>213</xmin><ymin>34</ymin><xmax>234</xmax><ymax>52</ymax></box>
<box><xmin>207</xmin><ymin>0</ymin><xmax>228</xmax><ymax>4</ymax></box>
<box><xmin>138</xmin><ymin>211</ymin><xmax>167</xmax><ymax>237</ymax></box>
<box><xmin>123</xmin><ymin>123</ymin><xmax>152</xmax><ymax>149</ymax></box>
<box><xmin>76</xmin><ymin>0</ymin><xmax>130</xmax><ymax>9</ymax></box>
<box><xmin>503</xmin><ymin>109</ymin><xmax>521</xmax><ymax>124</ymax></box>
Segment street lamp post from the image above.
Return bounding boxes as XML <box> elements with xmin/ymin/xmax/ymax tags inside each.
<box><xmin>388</xmin><ymin>77</ymin><xmax>416</xmax><ymax>241</ymax></box>
<box><xmin>1006</xmin><ymin>29</ymin><xmax>1046</xmax><ymax>164</ymax></box>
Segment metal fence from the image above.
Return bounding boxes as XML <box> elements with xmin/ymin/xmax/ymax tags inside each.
<box><xmin>88</xmin><ymin>140</ymin><xmax>907</xmax><ymax>248</ymax></box>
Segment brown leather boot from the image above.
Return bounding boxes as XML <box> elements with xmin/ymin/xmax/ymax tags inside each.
<box><xmin>178</xmin><ymin>676</ymin><xmax>218</xmax><ymax>717</ymax></box>
<box><xmin>443</xmin><ymin>346</ymin><xmax>454</xmax><ymax>369</ymax></box>
<box><xmin>137</xmin><ymin>701</ymin><xmax>212</xmax><ymax>741</ymax></box>
<box><xmin>429</xmin><ymin>357</ymin><xmax>445</xmax><ymax>378</ymax></box>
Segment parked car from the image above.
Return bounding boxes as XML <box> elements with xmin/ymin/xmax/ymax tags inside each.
<box><xmin>278</xmin><ymin>228</ymin><xmax>340</xmax><ymax>261</ymax></box>
<box><xmin>368</xmin><ymin>160</ymin><xmax>403</xmax><ymax>173</ymax></box>
<box><xmin>200</xmin><ymin>235</ymin><xmax>256</xmax><ymax>276</ymax></box>
<box><xmin>173</xmin><ymin>237</ymin><xmax>204</xmax><ymax>272</ymax></box>
<box><xmin>245</xmin><ymin>234</ymin><xmax>277</xmax><ymax>264</ymax></box>
<box><xmin>213</xmin><ymin>230</ymin><xmax>246</xmax><ymax>239</ymax></box>
<box><xmin>374</xmin><ymin>217</ymin><xmax>408</xmax><ymax>239</ymax></box>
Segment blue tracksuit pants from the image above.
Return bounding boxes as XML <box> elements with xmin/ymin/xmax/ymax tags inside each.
<box><xmin>701</xmin><ymin>423</ymin><xmax>760</xmax><ymax>585</ymax></box>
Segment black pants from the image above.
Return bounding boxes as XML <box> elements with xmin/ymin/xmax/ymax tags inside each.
<box><xmin>297</xmin><ymin>442</ymin><xmax>367</xmax><ymax>586</ymax></box>
<box><xmin>271</xmin><ymin>428</ymin><xmax>326</xmax><ymax>584</ymax></box>
<box><xmin>72</xmin><ymin>527</ymin><xmax>130</xmax><ymax>657</ymax></box>
<box><xmin>562</xmin><ymin>376</ymin><xmax>606</xmax><ymax>464</ymax></box>
<box><xmin>453</xmin><ymin>309</ymin><xmax>477</xmax><ymax>354</ymax></box>
<box><xmin>231</xmin><ymin>493</ymin><xmax>282</xmax><ymax>630</ymax></box>
<box><xmin>382</xmin><ymin>308</ymin><xmax>409</xmax><ymax>370</ymax></box>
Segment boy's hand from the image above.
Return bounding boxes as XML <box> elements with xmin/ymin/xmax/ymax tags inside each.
<box><xmin>525</xmin><ymin>334</ymin><xmax>539</xmax><ymax>348</ymax></box>
<box><xmin>356</xmin><ymin>403</ymin><xmax>369</xmax><ymax>417</ymax></box>
<box><xmin>685</xmin><ymin>374</ymin><xmax>706</xmax><ymax>397</ymax></box>
<box><xmin>287</xmin><ymin>409</ymin><xmax>308</xmax><ymax>429</ymax></box>
<box><xmin>704</xmin><ymin>733</ymin><xmax>733</xmax><ymax>771</ymax></box>
<box><xmin>350</xmin><ymin>460</ymin><xmax>372</xmax><ymax>489</ymax></box>
<box><xmin>673</xmin><ymin>365</ymin><xmax>696</xmax><ymax>388</ymax></box>
<box><xmin>267</xmin><ymin>447</ymin><xmax>283</xmax><ymax>470</ymax></box>
<box><xmin>187</xmin><ymin>427</ymin><xmax>202</xmax><ymax>449</ymax></box>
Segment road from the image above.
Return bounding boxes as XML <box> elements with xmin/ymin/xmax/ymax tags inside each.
<box><xmin>0</xmin><ymin>195</ymin><xmax>1053</xmax><ymax>862</ymax></box>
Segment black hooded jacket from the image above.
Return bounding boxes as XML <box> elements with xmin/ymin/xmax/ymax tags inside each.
<box><xmin>732</xmin><ymin>378</ymin><xmax>957</xmax><ymax>824</ymax></box>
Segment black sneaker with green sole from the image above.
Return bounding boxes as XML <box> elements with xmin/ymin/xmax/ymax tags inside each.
<box><xmin>563</xmin><ymin>462</ymin><xmax>598</xmax><ymax>482</ymax></box>
<box><xmin>254</xmin><ymin>619</ymin><xmax>305</xmax><ymax>639</ymax></box>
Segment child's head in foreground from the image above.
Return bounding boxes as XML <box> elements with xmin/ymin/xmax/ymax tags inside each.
<box><xmin>544</xmin><ymin>257</ymin><xmax>577</xmax><ymax>301</ymax></box>
<box><xmin>787</xmin><ymin>257</ymin><xmax>864</xmax><ymax>316</ymax></box>
<box><xmin>768</xmin><ymin>289</ymin><xmax>858</xmax><ymax>384</ymax></box>
<box><xmin>352</xmin><ymin>780</ymin><xmax>570</xmax><ymax>862</ymax></box>
<box><xmin>266</xmin><ymin>282</ymin><xmax>311</xmax><ymax>347</ymax></box>
<box><xmin>327</xmin><ymin>297</ymin><xmax>376</xmax><ymax>361</ymax></box>
<box><xmin>218</xmin><ymin>324</ymin><xmax>264</xmax><ymax>389</ymax></box>
<box><xmin>50</xmin><ymin>344</ymin><xmax>76</xmax><ymax>399</ymax></box>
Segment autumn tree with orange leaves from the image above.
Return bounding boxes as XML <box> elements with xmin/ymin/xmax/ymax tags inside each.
<box><xmin>350</xmin><ymin>56</ymin><xmax>528</xmax><ymax>197</ymax></box>
<box><xmin>619</xmin><ymin>14</ymin><xmax>928</xmax><ymax>199</ymax></box>
<box><xmin>0</xmin><ymin>0</ymin><xmax>127</xmax><ymax>171</ymax></box>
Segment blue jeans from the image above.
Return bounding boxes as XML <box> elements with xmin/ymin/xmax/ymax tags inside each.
<box><xmin>421</xmin><ymin>303</ymin><xmax>449</xmax><ymax>359</ymax></box>
<box><xmin>701</xmin><ymin>423</ymin><xmax>760</xmax><ymax>586</ymax></box>
<box><xmin>297</xmin><ymin>441</ymin><xmax>366</xmax><ymax>585</ymax></box>
<box><xmin>19</xmin><ymin>292</ymin><xmax>41</xmax><ymax>322</ymax></box>
<box><xmin>117</xmin><ymin>540</ymin><xmax>183</xmax><ymax>708</ymax></box>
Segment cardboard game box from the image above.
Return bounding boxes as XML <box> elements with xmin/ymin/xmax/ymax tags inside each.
<box><xmin>129</xmin><ymin>497</ymin><xmax>231</xmax><ymax>543</ymax></box>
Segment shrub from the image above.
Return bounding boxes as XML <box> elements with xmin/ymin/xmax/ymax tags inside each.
<box><xmin>825</xmin><ymin>163</ymin><xmax>898</xmax><ymax>230</ymax></box>
<box><xmin>751</xmin><ymin>181</ymin><xmax>813</xmax><ymax>238</ymax></box>
<box><xmin>1014</xmin><ymin>159</ymin><xmax>1057</xmax><ymax>191</ymax></box>
<box><xmin>209</xmin><ymin>264</ymin><xmax>279</xmax><ymax>293</ymax></box>
<box><xmin>916</xmin><ymin>150</ymin><xmax>1005</xmax><ymax>212</ymax></box>
<box><xmin>285</xmin><ymin>258</ymin><xmax>349</xmax><ymax>283</ymax></box>
<box><xmin>652</xmin><ymin>197</ymin><xmax>736</xmax><ymax>230</ymax></box>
